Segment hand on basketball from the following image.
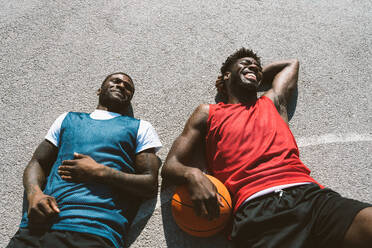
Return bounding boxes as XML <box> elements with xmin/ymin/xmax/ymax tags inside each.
<box><xmin>186</xmin><ymin>170</ymin><xmax>224</xmax><ymax>220</ymax></box>
<box><xmin>58</xmin><ymin>153</ymin><xmax>106</xmax><ymax>182</ymax></box>
<box><xmin>28</xmin><ymin>191</ymin><xmax>60</xmax><ymax>225</ymax></box>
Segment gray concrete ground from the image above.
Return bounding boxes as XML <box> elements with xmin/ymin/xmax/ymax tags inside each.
<box><xmin>1</xmin><ymin>0</ymin><xmax>371</xmax><ymax>247</ymax></box>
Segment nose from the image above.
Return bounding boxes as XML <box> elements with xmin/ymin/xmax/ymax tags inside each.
<box><xmin>116</xmin><ymin>81</ymin><xmax>125</xmax><ymax>89</ymax></box>
<box><xmin>248</xmin><ymin>64</ymin><xmax>259</xmax><ymax>73</ymax></box>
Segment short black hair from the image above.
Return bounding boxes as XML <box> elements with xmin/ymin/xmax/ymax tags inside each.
<box><xmin>220</xmin><ymin>47</ymin><xmax>261</xmax><ymax>75</ymax></box>
<box><xmin>101</xmin><ymin>72</ymin><xmax>133</xmax><ymax>88</ymax></box>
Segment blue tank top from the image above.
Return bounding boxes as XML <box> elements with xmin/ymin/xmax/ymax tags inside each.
<box><xmin>20</xmin><ymin>112</ymin><xmax>141</xmax><ymax>248</ymax></box>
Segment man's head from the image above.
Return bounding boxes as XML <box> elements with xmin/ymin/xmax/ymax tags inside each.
<box><xmin>97</xmin><ymin>72</ymin><xmax>135</xmax><ymax>112</ymax></box>
<box><xmin>217</xmin><ymin>48</ymin><xmax>262</xmax><ymax>100</ymax></box>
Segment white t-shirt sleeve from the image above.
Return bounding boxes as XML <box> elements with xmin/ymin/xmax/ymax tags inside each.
<box><xmin>45</xmin><ymin>112</ymin><xmax>68</xmax><ymax>147</ymax></box>
<box><xmin>136</xmin><ymin>120</ymin><xmax>162</xmax><ymax>153</ymax></box>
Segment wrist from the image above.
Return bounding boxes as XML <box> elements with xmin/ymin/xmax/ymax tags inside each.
<box><xmin>184</xmin><ymin>167</ymin><xmax>203</xmax><ymax>184</ymax></box>
<box><xmin>96</xmin><ymin>164</ymin><xmax>112</xmax><ymax>183</ymax></box>
<box><xmin>26</xmin><ymin>185</ymin><xmax>43</xmax><ymax>201</ymax></box>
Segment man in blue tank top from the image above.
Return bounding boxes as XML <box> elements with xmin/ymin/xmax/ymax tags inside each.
<box><xmin>7</xmin><ymin>73</ymin><xmax>162</xmax><ymax>248</ymax></box>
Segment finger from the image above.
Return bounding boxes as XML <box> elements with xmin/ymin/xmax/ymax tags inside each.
<box><xmin>60</xmin><ymin>175</ymin><xmax>73</xmax><ymax>181</ymax></box>
<box><xmin>58</xmin><ymin>165</ymin><xmax>76</xmax><ymax>175</ymax></box>
<box><xmin>37</xmin><ymin>199</ymin><xmax>56</xmax><ymax>217</ymax></box>
<box><xmin>29</xmin><ymin>210</ymin><xmax>47</xmax><ymax>224</ymax></box>
<box><xmin>206</xmin><ymin>197</ymin><xmax>220</xmax><ymax>220</ymax></box>
<box><xmin>199</xmin><ymin>202</ymin><xmax>209</xmax><ymax>219</ymax></box>
<box><xmin>58</xmin><ymin>169</ymin><xmax>72</xmax><ymax>177</ymax></box>
<box><xmin>192</xmin><ymin>201</ymin><xmax>202</xmax><ymax>217</ymax></box>
<box><xmin>28</xmin><ymin>206</ymin><xmax>45</xmax><ymax>220</ymax></box>
<box><xmin>48</xmin><ymin>197</ymin><xmax>60</xmax><ymax>213</ymax></box>
<box><xmin>62</xmin><ymin>160</ymin><xmax>76</xmax><ymax>165</ymax></box>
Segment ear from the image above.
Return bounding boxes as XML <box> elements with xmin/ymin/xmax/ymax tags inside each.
<box><xmin>223</xmin><ymin>72</ymin><xmax>231</xmax><ymax>81</ymax></box>
<box><xmin>96</xmin><ymin>88</ymin><xmax>101</xmax><ymax>96</ymax></box>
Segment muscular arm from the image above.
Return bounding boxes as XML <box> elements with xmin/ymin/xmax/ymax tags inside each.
<box><xmin>58</xmin><ymin>148</ymin><xmax>161</xmax><ymax>198</ymax></box>
<box><xmin>100</xmin><ymin>149</ymin><xmax>161</xmax><ymax>197</ymax></box>
<box><xmin>161</xmin><ymin>104</ymin><xmax>222</xmax><ymax>219</ymax></box>
<box><xmin>161</xmin><ymin>104</ymin><xmax>209</xmax><ymax>184</ymax></box>
<box><xmin>23</xmin><ymin>140</ymin><xmax>60</xmax><ymax>224</ymax></box>
<box><xmin>263</xmin><ymin>59</ymin><xmax>299</xmax><ymax>123</ymax></box>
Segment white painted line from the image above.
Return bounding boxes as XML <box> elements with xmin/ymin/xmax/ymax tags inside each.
<box><xmin>297</xmin><ymin>132</ymin><xmax>372</xmax><ymax>147</ymax></box>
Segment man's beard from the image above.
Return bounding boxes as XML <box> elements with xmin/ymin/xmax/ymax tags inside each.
<box><xmin>231</xmin><ymin>73</ymin><xmax>258</xmax><ymax>92</ymax></box>
<box><xmin>99</xmin><ymin>90</ymin><xmax>130</xmax><ymax>110</ymax></box>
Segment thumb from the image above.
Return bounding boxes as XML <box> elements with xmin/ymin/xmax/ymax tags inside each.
<box><xmin>49</xmin><ymin>198</ymin><xmax>60</xmax><ymax>213</ymax></box>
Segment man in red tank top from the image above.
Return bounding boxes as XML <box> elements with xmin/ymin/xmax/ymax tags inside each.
<box><xmin>162</xmin><ymin>48</ymin><xmax>372</xmax><ymax>248</ymax></box>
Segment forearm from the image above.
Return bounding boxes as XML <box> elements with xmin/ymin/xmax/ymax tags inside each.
<box><xmin>162</xmin><ymin>155</ymin><xmax>204</xmax><ymax>186</ymax></box>
<box><xmin>262</xmin><ymin>59</ymin><xmax>298</xmax><ymax>85</ymax></box>
<box><xmin>23</xmin><ymin>140</ymin><xmax>58</xmax><ymax>200</ymax></box>
<box><xmin>99</xmin><ymin>166</ymin><xmax>158</xmax><ymax>197</ymax></box>
<box><xmin>161</xmin><ymin>132</ymin><xmax>206</xmax><ymax>186</ymax></box>
<box><xmin>58</xmin><ymin>151</ymin><xmax>161</xmax><ymax>198</ymax></box>
<box><xmin>23</xmin><ymin>159</ymin><xmax>47</xmax><ymax>200</ymax></box>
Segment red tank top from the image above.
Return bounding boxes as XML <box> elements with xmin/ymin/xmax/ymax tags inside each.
<box><xmin>206</xmin><ymin>96</ymin><xmax>320</xmax><ymax>212</ymax></box>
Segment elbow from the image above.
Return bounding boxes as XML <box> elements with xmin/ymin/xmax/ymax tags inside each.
<box><xmin>160</xmin><ymin>159</ymin><xmax>178</xmax><ymax>185</ymax></box>
<box><xmin>286</xmin><ymin>59</ymin><xmax>299</xmax><ymax>70</ymax></box>
<box><xmin>160</xmin><ymin>163</ymin><xmax>173</xmax><ymax>188</ymax></box>
<box><xmin>290</xmin><ymin>58</ymin><xmax>299</xmax><ymax>64</ymax></box>
<box><xmin>160</xmin><ymin>163</ymin><xmax>168</xmax><ymax>180</ymax></box>
<box><xmin>291</xmin><ymin>59</ymin><xmax>300</xmax><ymax>69</ymax></box>
<box><xmin>160</xmin><ymin>157</ymin><xmax>173</xmax><ymax>180</ymax></box>
<box><xmin>142</xmin><ymin>177</ymin><xmax>159</xmax><ymax>199</ymax></box>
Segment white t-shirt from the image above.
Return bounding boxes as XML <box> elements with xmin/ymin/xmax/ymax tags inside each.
<box><xmin>45</xmin><ymin>110</ymin><xmax>162</xmax><ymax>153</ymax></box>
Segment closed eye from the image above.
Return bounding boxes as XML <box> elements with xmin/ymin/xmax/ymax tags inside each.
<box><xmin>241</xmin><ymin>61</ymin><xmax>262</xmax><ymax>71</ymax></box>
<box><xmin>112</xmin><ymin>79</ymin><xmax>134</xmax><ymax>91</ymax></box>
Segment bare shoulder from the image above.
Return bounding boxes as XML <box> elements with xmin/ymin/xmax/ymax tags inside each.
<box><xmin>195</xmin><ymin>104</ymin><xmax>209</xmax><ymax>116</ymax></box>
<box><xmin>193</xmin><ymin>104</ymin><xmax>209</xmax><ymax>121</ymax></box>
<box><xmin>184</xmin><ymin>104</ymin><xmax>210</xmax><ymax>132</ymax></box>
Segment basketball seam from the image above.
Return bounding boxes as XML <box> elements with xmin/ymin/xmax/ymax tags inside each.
<box><xmin>172</xmin><ymin>198</ymin><xmax>194</xmax><ymax>208</ymax></box>
<box><xmin>217</xmin><ymin>192</ymin><xmax>232</xmax><ymax>209</ymax></box>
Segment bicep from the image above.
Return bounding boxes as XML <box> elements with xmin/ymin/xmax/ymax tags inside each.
<box><xmin>31</xmin><ymin>139</ymin><xmax>58</xmax><ymax>174</ymax></box>
<box><xmin>167</xmin><ymin>104</ymin><xmax>208</xmax><ymax>167</ymax></box>
<box><xmin>135</xmin><ymin>149</ymin><xmax>161</xmax><ymax>176</ymax></box>
<box><xmin>267</xmin><ymin>60</ymin><xmax>299</xmax><ymax>105</ymax></box>
<box><xmin>170</xmin><ymin>128</ymin><xmax>204</xmax><ymax>164</ymax></box>
<box><xmin>264</xmin><ymin>60</ymin><xmax>299</xmax><ymax>121</ymax></box>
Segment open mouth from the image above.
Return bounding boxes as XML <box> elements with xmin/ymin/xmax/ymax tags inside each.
<box><xmin>242</xmin><ymin>68</ymin><xmax>257</xmax><ymax>81</ymax></box>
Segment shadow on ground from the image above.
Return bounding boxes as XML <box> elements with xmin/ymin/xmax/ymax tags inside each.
<box><xmin>127</xmin><ymin>196</ymin><xmax>157</xmax><ymax>247</ymax></box>
<box><xmin>160</xmin><ymin>186</ymin><xmax>230</xmax><ymax>248</ymax></box>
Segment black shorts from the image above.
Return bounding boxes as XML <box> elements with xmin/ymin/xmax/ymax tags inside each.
<box><xmin>231</xmin><ymin>184</ymin><xmax>371</xmax><ymax>248</ymax></box>
<box><xmin>6</xmin><ymin>228</ymin><xmax>115</xmax><ymax>248</ymax></box>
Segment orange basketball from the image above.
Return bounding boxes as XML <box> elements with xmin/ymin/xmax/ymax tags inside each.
<box><xmin>171</xmin><ymin>174</ymin><xmax>232</xmax><ymax>237</ymax></box>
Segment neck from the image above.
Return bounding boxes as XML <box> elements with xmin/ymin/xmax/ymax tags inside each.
<box><xmin>227</xmin><ymin>89</ymin><xmax>258</xmax><ymax>104</ymax></box>
<box><xmin>96</xmin><ymin>104</ymin><xmax>132</xmax><ymax>116</ymax></box>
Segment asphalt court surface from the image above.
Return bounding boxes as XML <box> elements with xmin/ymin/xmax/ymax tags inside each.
<box><xmin>1</xmin><ymin>0</ymin><xmax>371</xmax><ymax>247</ymax></box>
